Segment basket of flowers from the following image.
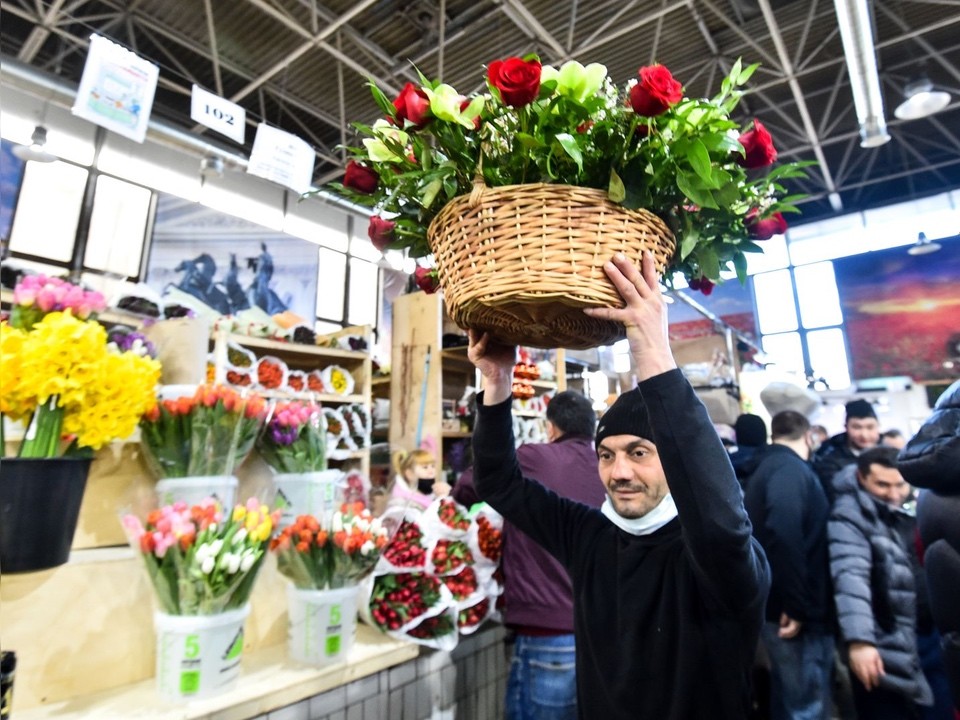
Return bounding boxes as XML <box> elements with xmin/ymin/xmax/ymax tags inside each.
<box><xmin>330</xmin><ymin>57</ymin><xmax>810</xmax><ymax>349</ymax></box>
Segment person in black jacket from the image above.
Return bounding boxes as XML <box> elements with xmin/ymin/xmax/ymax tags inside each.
<box><xmin>813</xmin><ymin>398</ymin><xmax>880</xmax><ymax>501</ymax></box>
<box><xmin>898</xmin><ymin>379</ymin><xmax>960</xmax><ymax>712</ymax></box>
<box><xmin>744</xmin><ymin>410</ymin><xmax>835</xmax><ymax>720</ymax></box>
<box><xmin>466</xmin><ymin>252</ymin><xmax>770</xmax><ymax>720</ymax></box>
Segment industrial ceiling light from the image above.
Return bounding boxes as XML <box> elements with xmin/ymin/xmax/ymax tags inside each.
<box><xmin>12</xmin><ymin>125</ymin><xmax>57</xmax><ymax>163</ymax></box>
<box><xmin>894</xmin><ymin>78</ymin><xmax>951</xmax><ymax>120</ymax></box>
<box><xmin>199</xmin><ymin>154</ymin><xmax>224</xmax><ymax>179</ymax></box>
<box><xmin>907</xmin><ymin>231</ymin><xmax>942</xmax><ymax>256</ymax></box>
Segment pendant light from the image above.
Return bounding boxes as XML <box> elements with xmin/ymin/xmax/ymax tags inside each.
<box><xmin>12</xmin><ymin>125</ymin><xmax>57</xmax><ymax>163</ymax></box>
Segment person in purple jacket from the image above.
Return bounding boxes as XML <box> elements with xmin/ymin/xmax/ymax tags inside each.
<box><xmin>453</xmin><ymin>390</ymin><xmax>606</xmax><ymax>720</ymax></box>
<box><xmin>466</xmin><ymin>252</ymin><xmax>769</xmax><ymax>720</ymax></box>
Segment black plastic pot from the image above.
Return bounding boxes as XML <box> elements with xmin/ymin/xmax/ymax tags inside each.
<box><xmin>0</xmin><ymin>457</ymin><xmax>92</xmax><ymax>573</ymax></box>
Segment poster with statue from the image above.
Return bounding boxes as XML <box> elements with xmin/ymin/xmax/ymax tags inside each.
<box><xmin>144</xmin><ymin>191</ymin><xmax>319</xmax><ymax>321</ymax></box>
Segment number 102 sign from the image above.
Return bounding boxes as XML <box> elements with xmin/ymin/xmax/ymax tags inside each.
<box><xmin>191</xmin><ymin>85</ymin><xmax>246</xmax><ymax>144</ymax></box>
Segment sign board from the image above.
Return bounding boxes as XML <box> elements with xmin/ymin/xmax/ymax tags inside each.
<box><xmin>190</xmin><ymin>85</ymin><xmax>246</xmax><ymax>144</ymax></box>
<box><xmin>247</xmin><ymin>123</ymin><xmax>316</xmax><ymax>194</ymax></box>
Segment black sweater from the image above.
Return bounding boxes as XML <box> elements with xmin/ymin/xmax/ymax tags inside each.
<box><xmin>473</xmin><ymin>369</ymin><xmax>769</xmax><ymax>720</ymax></box>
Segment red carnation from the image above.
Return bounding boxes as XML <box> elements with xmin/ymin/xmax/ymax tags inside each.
<box><xmin>414</xmin><ymin>266</ymin><xmax>439</xmax><ymax>294</ymax></box>
<box><xmin>368</xmin><ymin>216</ymin><xmax>396</xmax><ymax>252</ymax></box>
<box><xmin>738</xmin><ymin>120</ymin><xmax>777</xmax><ymax>169</ymax></box>
<box><xmin>629</xmin><ymin>65</ymin><xmax>682</xmax><ymax>117</ymax></box>
<box><xmin>745</xmin><ymin>209</ymin><xmax>788</xmax><ymax>240</ymax></box>
<box><xmin>687</xmin><ymin>277</ymin><xmax>715</xmax><ymax>296</ymax></box>
<box><xmin>393</xmin><ymin>82</ymin><xmax>431</xmax><ymax>128</ymax></box>
<box><xmin>343</xmin><ymin>160</ymin><xmax>378</xmax><ymax>194</ymax></box>
<box><xmin>487</xmin><ymin>57</ymin><xmax>542</xmax><ymax>108</ymax></box>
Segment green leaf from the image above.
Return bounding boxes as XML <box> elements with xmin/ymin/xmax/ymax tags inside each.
<box><xmin>608</xmin><ymin>169</ymin><xmax>626</xmax><ymax>203</ymax></box>
<box><xmin>737</xmin><ymin>62</ymin><xmax>759</xmax><ymax>85</ymax></box>
<box><xmin>686</xmin><ymin>139</ymin><xmax>713</xmax><ymax>184</ymax></box>
<box><xmin>733</xmin><ymin>251</ymin><xmax>748</xmax><ymax>284</ymax></box>
<box><xmin>677</xmin><ymin>171</ymin><xmax>718</xmax><ymax>209</ymax></box>
<box><xmin>555</xmin><ymin>133</ymin><xmax>583</xmax><ymax>172</ymax></box>
<box><xmin>738</xmin><ymin>241</ymin><xmax>765</xmax><ymax>253</ymax></box>
<box><xmin>680</xmin><ymin>224</ymin><xmax>701</xmax><ymax>260</ymax></box>
<box><xmin>516</xmin><ymin>132</ymin><xmax>543</xmax><ymax>149</ymax></box>
<box><xmin>421</xmin><ymin>178</ymin><xmax>443</xmax><ymax>209</ymax></box>
<box><xmin>697</xmin><ymin>246</ymin><xmax>721</xmax><ymax>279</ymax></box>
<box><xmin>368</xmin><ymin>80</ymin><xmax>395</xmax><ymax>118</ymax></box>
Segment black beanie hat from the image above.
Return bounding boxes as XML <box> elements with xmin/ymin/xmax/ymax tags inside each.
<box><xmin>595</xmin><ymin>388</ymin><xmax>654</xmax><ymax>450</ymax></box>
<box><xmin>845</xmin><ymin>399</ymin><xmax>877</xmax><ymax>421</ymax></box>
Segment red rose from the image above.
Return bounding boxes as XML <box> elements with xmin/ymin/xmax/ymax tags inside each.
<box><xmin>687</xmin><ymin>277</ymin><xmax>715</xmax><ymax>296</ymax></box>
<box><xmin>629</xmin><ymin>65</ymin><xmax>682</xmax><ymax>117</ymax></box>
<box><xmin>738</xmin><ymin>120</ymin><xmax>777</xmax><ymax>169</ymax></box>
<box><xmin>368</xmin><ymin>216</ymin><xmax>396</xmax><ymax>252</ymax></box>
<box><xmin>414</xmin><ymin>266</ymin><xmax>439</xmax><ymax>294</ymax></box>
<box><xmin>343</xmin><ymin>160</ymin><xmax>378</xmax><ymax>194</ymax></box>
<box><xmin>745</xmin><ymin>209</ymin><xmax>788</xmax><ymax>240</ymax></box>
<box><xmin>576</xmin><ymin>120</ymin><xmax>594</xmax><ymax>134</ymax></box>
<box><xmin>393</xmin><ymin>82</ymin><xmax>431</xmax><ymax>128</ymax></box>
<box><xmin>487</xmin><ymin>57</ymin><xmax>542</xmax><ymax>108</ymax></box>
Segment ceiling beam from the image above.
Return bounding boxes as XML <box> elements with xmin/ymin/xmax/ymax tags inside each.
<box><xmin>16</xmin><ymin>0</ymin><xmax>69</xmax><ymax>63</ymax></box>
<box><xmin>202</xmin><ymin>0</ymin><xmax>223</xmax><ymax>96</ymax></box>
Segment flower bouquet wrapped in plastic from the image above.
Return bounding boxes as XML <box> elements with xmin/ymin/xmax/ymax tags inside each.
<box><xmin>121</xmin><ymin>497</ymin><xmax>277</xmax><ymax>615</ymax></box>
<box><xmin>138</xmin><ymin>384</ymin><xmax>269</xmax><ymax>479</ymax></box>
<box><xmin>256</xmin><ymin>400</ymin><xmax>326</xmax><ymax>473</ymax></box>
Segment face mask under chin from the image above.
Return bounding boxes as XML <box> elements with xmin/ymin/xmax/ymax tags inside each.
<box><xmin>417</xmin><ymin>477</ymin><xmax>435</xmax><ymax>494</ymax></box>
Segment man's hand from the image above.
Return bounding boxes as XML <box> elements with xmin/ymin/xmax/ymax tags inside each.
<box><xmin>583</xmin><ymin>251</ymin><xmax>676</xmax><ymax>381</ymax></box>
<box><xmin>848</xmin><ymin>642</ymin><xmax>885</xmax><ymax>690</ymax></box>
<box><xmin>778</xmin><ymin>612</ymin><xmax>802</xmax><ymax>639</ymax></box>
<box><xmin>467</xmin><ymin>329</ymin><xmax>516</xmax><ymax>406</ymax></box>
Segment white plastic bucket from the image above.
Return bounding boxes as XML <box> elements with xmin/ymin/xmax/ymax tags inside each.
<box><xmin>286</xmin><ymin>584</ymin><xmax>359</xmax><ymax>666</ymax></box>
<box><xmin>153</xmin><ymin>605</ymin><xmax>249</xmax><ymax>701</ymax></box>
<box><xmin>155</xmin><ymin>475</ymin><xmax>238</xmax><ymax>509</ymax></box>
<box><xmin>273</xmin><ymin>470</ymin><xmax>343</xmax><ymax>527</ymax></box>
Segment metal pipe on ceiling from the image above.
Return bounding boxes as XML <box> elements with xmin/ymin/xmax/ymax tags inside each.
<box><xmin>833</xmin><ymin>0</ymin><xmax>892</xmax><ymax>147</ymax></box>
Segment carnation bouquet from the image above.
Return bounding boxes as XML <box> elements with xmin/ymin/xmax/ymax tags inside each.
<box><xmin>0</xmin><ymin>274</ymin><xmax>161</xmax><ymax>457</ymax></box>
<box><xmin>334</xmin><ymin>57</ymin><xmax>809</xmax><ymax>295</ymax></box>
<box><xmin>138</xmin><ymin>384</ymin><xmax>269</xmax><ymax>478</ymax></box>
<box><xmin>271</xmin><ymin>502</ymin><xmax>389</xmax><ymax>589</ymax></box>
<box><xmin>121</xmin><ymin>497</ymin><xmax>277</xmax><ymax>615</ymax></box>
<box><xmin>255</xmin><ymin>400</ymin><xmax>327</xmax><ymax>474</ymax></box>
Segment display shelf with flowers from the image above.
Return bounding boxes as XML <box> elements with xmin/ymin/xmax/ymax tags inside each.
<box><xmin>0</xmin><ymin>274</ymin><xmax>162</xmax><ymax>572</ymax></box>
<box><xmin>329</xmin><ymin>57</ymin><xmax>812</xmax><ymax>349</ymax></box>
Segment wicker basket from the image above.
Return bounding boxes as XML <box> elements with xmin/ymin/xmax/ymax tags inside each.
<box><xmin>427</xmin><ymin>183</ymin><xmax>677</xmax><ymax>349</ymax></box>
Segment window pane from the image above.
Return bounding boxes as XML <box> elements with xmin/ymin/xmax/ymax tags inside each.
<box><xmin>348</xmin><ymin>257</ymin><xmax>378</xmax><ymax>326</ymax></box>
<box><xmin>787</xmin><ymin>213</ymin><xmax>867</xmax><ymax>266</ymax></box>
<box><xmin>807</xmin><ymin>328</ymin><xmax>851</xmax><ymax>390</ymax></box>
<box><xmin>753</xmin><ymin>269</ymin><xmax>798</xmax><ymax>334</ymax></box>
<box><xmin>8</xmin><ymin>160</ymin><xmax>88</xmax><ymax>261</ymax></box>
<box><xmin>794</xmin><ymin>262</ymin><xmax>843</xmax><ymax>329</ymax></box>
<box><xmin>85</xmin><ymin>176</ymin><xmax>151</xmax><ymax>277</ymax></box>
<box><xmin>761</xmin><ymin>332</ymin><xmax>804</xmax><ymax>375</ymax></box>
<box><xmin>745</xmin><ymin>235</ymin><xmax>789</xmax><ymax>275</ymax></box>
<box><xmin>316</xmin><ymin>247</ymin><xmax>346</xmax><ymax>321</ymax></box>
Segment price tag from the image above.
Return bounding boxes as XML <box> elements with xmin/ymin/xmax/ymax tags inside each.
<box><xmin>191</xmin><ymin>85</ymin><xmax>246</xmax><ymax>144</ymax></box>
<box><xmin>247</xmin><ymin>123</ymin><xmax>316</xmax><ymax>194</ymax></box>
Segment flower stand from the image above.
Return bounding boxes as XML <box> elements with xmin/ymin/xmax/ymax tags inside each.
<box><xmin>0</xmin><ymin>457</ymin><xmax>92</xmax><ymax>573</ymax></box>
<box><xmin>286</xmin><ymin>584</ymin><xmax>360</xmax><ymax>666</ymax></box>
<box><xmin>153</xmin><ymin>605</ymin><xmax>249</xmax><ymax>701</ymax></box>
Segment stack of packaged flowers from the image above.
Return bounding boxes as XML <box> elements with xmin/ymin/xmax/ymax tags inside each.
<box><xmin>270</xmin><ymin>501</ymin><xmax>389</xmax><ymax>665</ymax></box>
<box><xmin>121</xmin><ymin>497</ymin><xmax>277</xmax><ymax>700</ymax></box>
<box><xmin>138</xmin><ymin>384</ymin><xmax>269</xmax><ymax>508</ymax></box>
<box><xmin>362</xmin><ymin>497</ymin><xmax>503</xmax><ymax>648</ymax></box>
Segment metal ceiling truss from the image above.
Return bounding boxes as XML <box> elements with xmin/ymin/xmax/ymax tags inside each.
<box><xmin>1</xmin><ymin>0</ymin><xmax>958</xmax><ymax>226</ymax></box>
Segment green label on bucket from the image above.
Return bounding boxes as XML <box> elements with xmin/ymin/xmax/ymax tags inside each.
<box><xmin>325</xmin><ymin>634</ymin><xmax>341</xmax><ymax>656</ymax></box>
<box><xmin>184</xmin><ymin>634</ymin><xmax>200</xmax><ymax>659</ymax></box>
<box><xmin>330</xmin><ymin>603</ymin><xmax>342</xmax><ymax>625</ymax></box>
<box><xmin>225</xmin><ymin>628</ymin><xmax>244</xmax><ymax>661</ymax></box>
<box><xmin>180</xmin><ymin>670</ymin><xmax>201</xmax><ymax>694</ymax></box>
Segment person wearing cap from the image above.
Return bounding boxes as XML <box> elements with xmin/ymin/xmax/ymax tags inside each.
<box><xmin>814</xmin><ymin>398</ymin><xmax>881</xmax><ymax>503</ymax></box>
<box><xmin>466</xmin><ymin>252</ymin><xmax>770</xmax><ymax>720</ymax></box>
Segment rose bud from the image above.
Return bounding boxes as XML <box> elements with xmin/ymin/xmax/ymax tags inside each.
<box><xmin>745</xmin><ymin>209</ymin><xmax>788</xmax><ymax>240</ymax></box>
<box><xmin>393</xmin><ymin>82</ymin><xmax>431</xmax><ymax>128</ymax></box>
<box><xmin>687</xmin><ymin>277</ymin><xmax>715</xmax><ymax>296</ymax></box>
<box><xmin>414</xmin><ymin>266</ymin><xmax>440</xmax><ymax>294</ymax></box>
<box><xmin>368</xmin><ymin>216</ymin><xmax>396</xmax><ymax>252</ymax></box>
<box><xmin>343</xmin><ymin>160</ymin><xmax>378</xmax><ymax>194</ymax></box>
<box><xmin>738</xmin><ymin>120</ymin><xmax>778</xmax><ymax>168</ymax></box>
<box><xmin>487</xmin><ymin>57</ymin><xmax>542</xmax><ymax>108</ymax></box>
<box><xmin>629</xmin><ymin>65</ymin><xmax>682</xmax><ymax>117</ymax></box>
<box><xmin>460</xmin><ymin>99</ymin><xmax>482</xmax><ymax>130</ymax></box>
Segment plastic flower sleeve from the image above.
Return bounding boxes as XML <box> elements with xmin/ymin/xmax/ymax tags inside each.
<box><xmin>121</xmin><ymin>497</ymin><xmax>278</xmax><ymax>615</ymax></box>
<box><xmin>256</xmin><ymin>400</ymin><xmax>327</xmax><ymax>474</ymax></box>
<box><xmin>418</xmin><ymin>497</ymin><xmax>472</xmax><ymax>541</ymax></box>
<box><xmin>362</xmin><ymin>572</ymin><xmax>459</xmax><ymax>651</ymax></box>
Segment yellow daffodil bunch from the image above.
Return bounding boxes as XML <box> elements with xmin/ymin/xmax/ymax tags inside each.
<box><xmin>0</xmin><ymin>274</ymin><xmax>161</xmax><ymax>457</ymax></box>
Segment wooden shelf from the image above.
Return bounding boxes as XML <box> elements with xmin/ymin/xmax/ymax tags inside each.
<box><xmin>442</xmin><ymin>430</ymin><xmax>473</xmax><ymax>438</ymax></box>
<box><xmin>220</xmin><ymin>332</ymin><xmax>367</xmax><ymax>364</ymax></box>
<box><xmin>370</xmin><ymin>376</ymin><xmax>391</xmax><ymax>387</ymax></box>
<box><xmin>529</xmin><ymin>379</ymin><xmax>558</xmax><ymax>389</ymax></box>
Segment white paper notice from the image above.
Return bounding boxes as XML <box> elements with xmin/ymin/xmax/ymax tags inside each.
<box><xmin>190</xmin><ymin>85</ymin><xmax>246</xmax><ymax>144</ymax></box>
<box><xmin>247</xmin><ymin>124</ymin><xmax>316</xmax><ymax>194</ymax></box>
<box><xmin>72</xmin><ymin>34</ymin><xmax>159</xmax><ymax>143</ymax></box>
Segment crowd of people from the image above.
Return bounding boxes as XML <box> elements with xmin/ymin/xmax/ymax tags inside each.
<box><xmin>387</xmin><ymin>250</ymin><xmax>958</xmax><ymax>720</ymax></box>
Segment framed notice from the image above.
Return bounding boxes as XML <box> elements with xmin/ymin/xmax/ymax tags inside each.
<box><xmin>72</xmin><ymin>34</ymin><xmax>160</xmax><ymax>143</ymax></box>
<box><xmin>190</xmin><ymin>85</ymin><xmax>246</xmax><ymax>144</ymax></box>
